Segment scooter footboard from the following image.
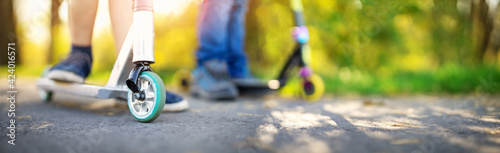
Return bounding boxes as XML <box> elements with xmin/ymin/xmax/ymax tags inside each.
<box><xmin>37</xmin><ymin>78</ymin><xmax>128</xmax><ymax>99</ymax></box>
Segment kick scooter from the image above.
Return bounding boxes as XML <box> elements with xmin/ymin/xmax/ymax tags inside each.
<box><xmin>175</xmin><ymin>0</ymin><xmax>325</xmax><ymax>101</ymax></box>
<box><xmin>37</xmin><ymin>0</ymin><xmax>166</xmax><ymax>122</ymax></box>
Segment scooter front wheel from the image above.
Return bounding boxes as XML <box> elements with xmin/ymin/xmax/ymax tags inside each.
<box><xmin>127</xmin><ymin>71</ymin><xmax>166</xmax><ymax>122</ymax></box>
<box><xmin>300</xmin><ymin>74</ymin><xmax>325</xmax><ymax>102</ymax></box>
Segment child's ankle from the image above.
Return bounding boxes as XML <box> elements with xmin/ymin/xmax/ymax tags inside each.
<box><xmin>71</xmin><ymin>45</ymin><xmax>92</xmax><ymax>61</ymax></box>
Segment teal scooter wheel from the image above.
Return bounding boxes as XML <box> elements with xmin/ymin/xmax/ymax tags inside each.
<box><xmin>127</xmin><ymin>71</ymin><xmax>166</xmax><ymax>122</ymax></box>
<box><xmin>38</xmin><ymin>67</ymin><xmax>53</xmax><ymax>102</ymax></box>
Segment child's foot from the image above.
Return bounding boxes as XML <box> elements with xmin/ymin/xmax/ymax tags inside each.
<box><xmin>163</xmin><ymin>91</ymin><xmax>189</xmax><ymax>112</ymax></box>
<box><xmin>191</xmin><ymin>60</ymin><xmax>238</xmax><ymax>99</ymax></box>
<box><xmin>46</xmin><ymin>46</ymin><xmax>92</xmax><ymax>83</ymax></box>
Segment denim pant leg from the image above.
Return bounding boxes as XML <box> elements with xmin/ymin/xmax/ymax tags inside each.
<box><xmin>196</xmin><ymin>0</ymin><xmax>234</xmax><ymax>66</ymax></box>
<box><xmin>227</xmin><ymin>0</ymin><xmax>250</xmax><ymax>78</ymax></box>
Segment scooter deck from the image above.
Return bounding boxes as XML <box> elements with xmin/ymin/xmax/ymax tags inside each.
<box><xmin>37</xmin><ymin>78</ymin><xmax>129</xmax><ymax>99</ymax></box>
<box><xmin>233</xmin><ymin>80</ymin><xmax>276</xmax><ymax>95</ymax></box>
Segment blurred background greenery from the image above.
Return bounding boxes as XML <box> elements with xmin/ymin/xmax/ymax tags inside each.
<box><xmin>1</xmin><ymin>0</ymin><xmax>500</xmax><ymax>96</ymax></box>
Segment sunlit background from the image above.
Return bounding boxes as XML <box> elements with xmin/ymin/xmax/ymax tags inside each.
<box><xmin>2</xmin><ymin>0</ymin><xmax>500</xmax><ymax>96</ymax></box>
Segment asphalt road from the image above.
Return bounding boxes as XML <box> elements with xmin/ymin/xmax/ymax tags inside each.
<box><xmin>1</xmin><ymin>77</ymin><xmax>500</xmax><ymax>153</ymax></box>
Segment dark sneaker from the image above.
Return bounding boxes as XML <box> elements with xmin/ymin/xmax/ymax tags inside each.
<box><xmin>46</xmin><ymin>46</ymin><xmax>92</xmax><ymax>83</ymax></box>
<box><xmin>190</xmin><ymin>60</ymin><xmax>238</xmax><ymax>99</ymax></box>
<box><xmin>163</xmin><ymin>91</ymin><xmax>189</xmax><ymax>112</ymax></box>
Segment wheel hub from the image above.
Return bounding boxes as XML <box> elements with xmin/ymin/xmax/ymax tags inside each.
<box><xmin>129</xmin><ymin>77</ymin><xmax>156</xmax><ymax>115</ymax></box>
<box><xmin>303</xmin><ymin>80</ymin><xmax>315</xmax><ymax>95</ymax></box>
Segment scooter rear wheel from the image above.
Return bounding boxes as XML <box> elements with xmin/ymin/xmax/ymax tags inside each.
<box><xmin>38</xmin><ymin>67</ymin><xmax>53</xmax><ymax>102</ymax></box>
<box><xmin>173</xmin><ymin>68</ymin><xmax>191</xmax><ymax>92</ymax></box>
<box><xmin>127</xmin><ymin>71</ymin><xmax>166</xmax><ymax>122</ymax></box>
<box><xmin>300</xmin><ymin>74</ymin><xmax>325</xmax><ymax>102</ymax></box>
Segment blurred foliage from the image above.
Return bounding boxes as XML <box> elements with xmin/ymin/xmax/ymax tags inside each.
<box><xmin>3</xmin><ymin>0</ymin><xmax>500</xmax><ymax>96</ymax></box>
<box><xmin>249</xmin><ymin>0</ymin><xmax>476</xmax><ymax>71</ymax></box>
<box><xmin>247</xmin><ymin>0</ymin><xmax>500</xmax><ymax>95</ymax></box>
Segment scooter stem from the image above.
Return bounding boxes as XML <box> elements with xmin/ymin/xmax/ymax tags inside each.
<box><xmin>127</xmin><ymin>0</ymin><xmax>155</xmax><ymax>96</ymax></box>
<box><xmin>132</xmin><ymin>0</ymin><xmax>155</xmax><ymax>63</ymax></box>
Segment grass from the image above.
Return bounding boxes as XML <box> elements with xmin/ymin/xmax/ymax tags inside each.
<box><xmin>321</xmin><ymin>65</ymin><xmax>500</xmax><ymax>96</ymax></box>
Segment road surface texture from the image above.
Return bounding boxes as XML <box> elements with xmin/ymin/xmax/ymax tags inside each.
<box><xmin>1</xmin><ymin>77</ymin><xmax>500</xmax><ymax>153</ymax></box>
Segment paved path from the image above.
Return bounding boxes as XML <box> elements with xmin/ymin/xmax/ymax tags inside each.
<box><xmin>1</xmin><ymin>78</ymin><xmax>500</xmax><ymax>153</ymax></box>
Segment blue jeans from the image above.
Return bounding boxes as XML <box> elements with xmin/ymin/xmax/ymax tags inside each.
<box><xmin>196</xmin><ymin>0</ymin><xmax>250</xmax><ymax>78</ymax></box>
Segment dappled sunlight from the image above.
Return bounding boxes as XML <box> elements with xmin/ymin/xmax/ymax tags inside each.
<box><xmin>362</xmin><ymin>131</ymin><xmax>394</xmax><ymax>140</ymax></box>
<box><xmin>319</xmin><ymin>97</ymin><xmax>500</xmax><ymax>140</ymax></box>
<box><xmin>446</xmin><ymin>135</ymin><xmax>478</xmax><ymax>150</ymax></box>
<box><xmin>353</xmin><ymin>120</ymin><xmax>422</xmax><ymax>130</ymax></box>
<box><xmin>465</xmin><ymin>125</ymin><xmax>499</xmax><ymax>134</ymax></box>
<box><xmin>247</xmin><ymin>110</ymin><xmax>337</xmax><ymax>153</ymax></box>
<box><xmin>489</xmin><ymin>136</ymin><xmax>500</xmax><ymax>144</ymax></box>
<box><xmin>480</xmin><ymin>116</ymin><xmax>500</xmax><ymax>123</ymax></box>
<box><xmin>323</xmin><ymin>129</ymin><xmax>344</xmax><ymax>137</ymax></box>
<box><xmin>256</xmin><ymin>124</ymin><xmax>278</xmax><ymax>144</ymax></box>
<box><xmin>280</xmin><ymin>134</ymin><xmax>331</xmax><ymax>153</ymax></box>
<box><xmin>248</xmin><ymin>98</ymin><xmax>480</xmax><ymax>152</ymax></box>
<box><xmin>430</xmin><ymin>105</ymin><xmax>477</xmax><ymax>118</ymax></box>
<box><xmin>270</xmin><ymin>107</ymin><xmax>337</xmax><ymax>129</ymax></box>
<box><xmin>323</xmin><ymin>100</ymin><xmax>428</xmax><ymax>118</ymax></box>
<box><xmin>323</xmin><ymin>101</ymin><xmax>362</xmax><ymax>114</ymax></box>
<box><xmin>322</xmin><ymin>101</ymin><xmax>427</xmax><ymax>130</ymax></box>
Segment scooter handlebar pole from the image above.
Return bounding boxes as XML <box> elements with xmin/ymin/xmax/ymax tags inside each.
<box><xmin>290</xmin><ymin>0</ymin><xmax>305</xmax><ymax>26</ymax></box>
<box><xmin>132</xmin><ymin>0</ymin><xmax>155</xmax><ymax>63</ymax></box>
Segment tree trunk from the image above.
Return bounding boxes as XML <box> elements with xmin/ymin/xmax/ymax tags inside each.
<box><xmin>0</xmin><ymin>0</ymin><xmax>18</xmax><ymax>65</ymax></box>
<box><xmin>49</xmin><ymin>0</ymin><xmax>63</xmax><ymax>64</ymax></box>
<box><xmin>471</xmin><ymin>0</ymin><xmax>493</xmax><ymax>60</ymax></box>
<box><xmin>484</xmin><ymin>1</ymin><xmax>500</xmax><ymax>62</ymax></box>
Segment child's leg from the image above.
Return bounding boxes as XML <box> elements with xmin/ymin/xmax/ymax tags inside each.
<box><xmin>192</xmin><ymin>0</ymin><xmax>239</xmax><ymax>99</ymax></box>
<box><xmin>227</xmin><ymin>0</ymin><xmax>250</xmax><ymax>78</ymax></box>
<box><xmin>108</xmin><ymin>0</ymin><xmax>133</xmax><ymax>53</ymax></box>
<box><xmin>47</xmin><ymin>0</ymin><xmax>98</xmax><ymax>83</ymax></box>
<box><xmin>68</xmin><ymin>0</ymin><xmax>99</xmax><ymax>47</ymax></box>
<box><xmin>196</xmin><ymin>0</ymin><xmax>233</xmax><ymax>66</ymax></box>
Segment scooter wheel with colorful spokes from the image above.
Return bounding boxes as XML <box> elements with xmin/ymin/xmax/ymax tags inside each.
<box><xmin>128</xmin><ymin>71</ymin><xmax>166</xmax><ymax>122</ymax></box>
<box><xmin>300</xmin><ymin>74</ymin><xmax>325</xmax><ymax>102</ymax></box>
